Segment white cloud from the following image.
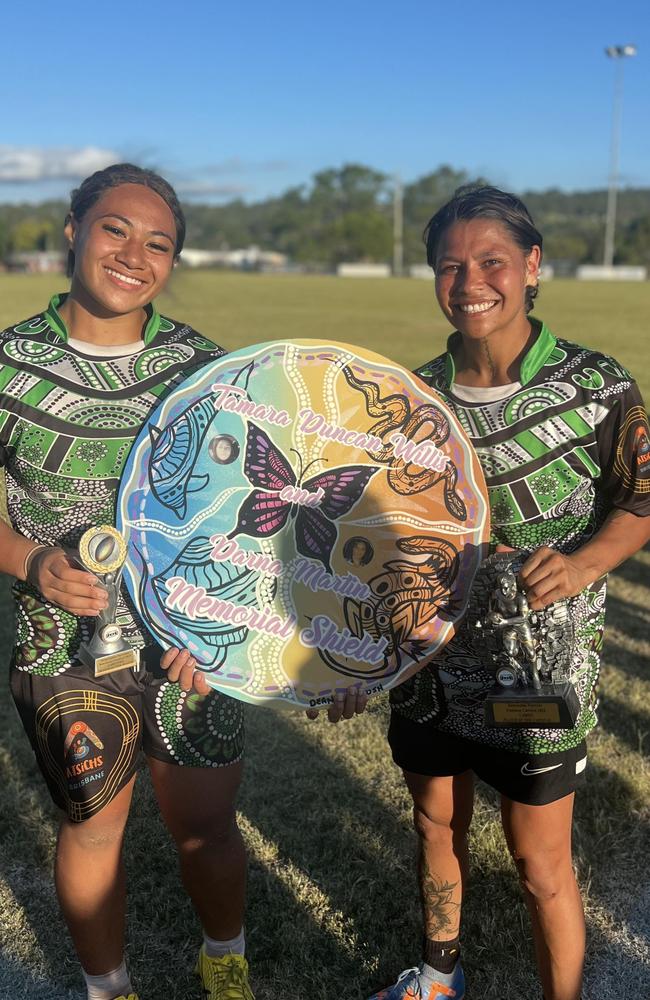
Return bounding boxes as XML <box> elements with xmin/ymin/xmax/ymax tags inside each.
<box><xmin>203</xmin><ymin>158</ymin><xmax>290</xmax><ymax>175</ymax></box>
<box><xmin>0</xmin><ymin>146</ymin><xmax>121</xmax><ymax>183</ymax></box>
<box><xmin>176</xmin><ymin>180</ymin><xmax>251</xmax><ymax>197</ymax></box>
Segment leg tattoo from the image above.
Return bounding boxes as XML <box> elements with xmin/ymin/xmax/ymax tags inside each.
<box><xmin>419</xmin><ymin>850</ymin><xmax>461</xmax><ymax>938</ymax></box>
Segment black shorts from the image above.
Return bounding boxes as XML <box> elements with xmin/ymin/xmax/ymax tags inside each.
<box><xmin>388</xmin><ymin>712</ymin><xmax>587</xmax><ymax>806</ymax></box>
<box><xmin>10</xmin><ymin>647</ymin><xmax>245</xmax><ymax>823</ymax></box>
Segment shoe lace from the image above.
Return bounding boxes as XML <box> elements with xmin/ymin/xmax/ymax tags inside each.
<box><xmin>396</xmin><ymin>968</ymin><xmax>423</xmax><ymax>997</ymax></box>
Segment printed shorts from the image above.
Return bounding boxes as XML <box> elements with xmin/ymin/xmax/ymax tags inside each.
<box><xmin>10</xmin><ymin>646</ymin><xmax>245</xmax><ymax>823</ymax></box>
<box><xmin>388</xmin><ymin>711</ymin><xmax>587</xmax><ymax>806</ymax></box>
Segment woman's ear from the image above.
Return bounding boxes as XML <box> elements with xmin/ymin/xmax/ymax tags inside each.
<box><xmin>63</xmin><ymin>212</ymin><xmax>76</xmax><ymax>249</ymax></box>
<box><xmin>525</xmin><ymin>244</ymin><xmax>542</xmax><ymax>285</ymax></box>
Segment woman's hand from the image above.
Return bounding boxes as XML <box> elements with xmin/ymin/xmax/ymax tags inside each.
<box><xmin>160</xmin><ymin>647</ymin><xmax>211</xmax><ymax>695</ymax></box>
<box><xmin>29</xmin><ymin>547</ymin><xmax>109</xmax><ymax>616</ymax></box>
<box><xmin>305</xmin><ymin>685</ymin><xmax>369</xmax><ymax>723</ymax></box>
<box><xmin>519</xmin><ymin>546</ymin><xmax>587</xmax><ymax>610</ymax></box>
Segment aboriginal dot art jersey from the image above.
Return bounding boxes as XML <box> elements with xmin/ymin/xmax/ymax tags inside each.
<box><xmin>0</xmin><ymin>294</ymin><xmax>225</xmax><ymax>675</ymax></box>
<box><xmin>390</xmin><ymin>320</ymin><xmax>650</xmax><ymax>754</ymax></box>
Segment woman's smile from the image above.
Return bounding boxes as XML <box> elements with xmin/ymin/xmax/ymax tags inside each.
<box><xmin>103</xmin><ymin>265</ymin><xmax>146</xmax><ymax>289</ymax></box>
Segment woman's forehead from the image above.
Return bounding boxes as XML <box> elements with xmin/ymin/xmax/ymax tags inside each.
<box><xmin>437</xmin><ymin>218</ymin><xmax>517</xmax><ymax>256</ymax></box>
<box><xmin>88</xmin><ymin>183</ymin><xmax>176</xmax><ymax>232</ymax></box>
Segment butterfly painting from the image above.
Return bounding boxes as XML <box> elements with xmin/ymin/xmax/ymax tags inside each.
<box><xmin>229</xmin><ymin>423</ymin><xmax>379</xmax><ymax>573</ymax></box>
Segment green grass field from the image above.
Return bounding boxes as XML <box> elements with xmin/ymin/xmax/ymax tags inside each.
<box><xmin>0</xmin><ymin>273</ymin><xmax>648</xmax><ymax>999</ymax></box>
<box><xmin>1</xmin><ymin>271</ymin><xmax>649</xmax><ymax>399</ymax></box>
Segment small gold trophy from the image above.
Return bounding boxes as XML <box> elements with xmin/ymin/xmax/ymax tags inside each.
<box><xmin>77</xmin><ymin>525</ymin><xmax>138</xmax><ymax>676</ymax></box>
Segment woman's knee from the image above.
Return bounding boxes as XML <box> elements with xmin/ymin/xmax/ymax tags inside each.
<box><xmin>173</xmin><ymin>808</ymin><xmax>242</xmax><ymax>856</ymax></box>
<box><xmin>512</xmin><ymin>848</ymin><xmax>575</xmax><ymax>902</ymax></box>
<box><xmin>59</xmin><ymin>810</ymin><xmax>129</xmax><ymax>852</ymax></box>
<box><xmin>413</xmin><ymin>804</ymin><xmax>467</xmax><ymax>850</ymax></box>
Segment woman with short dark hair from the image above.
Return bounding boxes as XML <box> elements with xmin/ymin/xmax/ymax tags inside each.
<box><xmin>367</xmin><ymin>185</ymin><xmax>650</xmax><ymax>1000</ymax></box>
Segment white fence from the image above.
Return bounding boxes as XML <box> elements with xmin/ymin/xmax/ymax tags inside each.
<box><xmin>576</xmin><ymin>265</ymin><xmax>647</xmax><ymax>281</ymax></box>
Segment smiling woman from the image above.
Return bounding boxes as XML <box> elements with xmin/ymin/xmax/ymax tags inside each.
<box><xmin>369</xmin><ymin>185</ymin><xmax>650</xmax><ymax>1000</ymax></box>
<box><xmin>0</xmin><ymin>164</ymin><xmax>255</xmax><ymax>1000</ymax></box>
<box><xmin>60</xmin><ymin>165</ymin><xmax>185</xmax><ymax>344</ymax></box>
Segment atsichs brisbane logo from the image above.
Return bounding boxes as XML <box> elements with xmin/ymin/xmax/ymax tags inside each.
<box><xmin>64</xmin><ymin>721</ymin><xmax>104</xmax><ymax>779</ymax></box>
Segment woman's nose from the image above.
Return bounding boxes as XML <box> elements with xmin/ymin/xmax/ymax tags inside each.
<box><xmin>453</xmin><ymin>262</ymin><xmax>483</xmax><ymax>294</ymax></box>
<box><xmin>115</xmin><ymin>239</ymin><xmax>145</xmax><ymax>269</ymax></box>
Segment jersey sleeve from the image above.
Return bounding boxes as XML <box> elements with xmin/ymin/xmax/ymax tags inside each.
<box><xmin>596</xmin><ymin>381</ymin><xmax>650</xmax><ymax>516</ymax></box>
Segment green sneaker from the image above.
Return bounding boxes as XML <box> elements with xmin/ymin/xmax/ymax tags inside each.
<box><xmin>195</xmin><ymin>949</ymin><xmax>254</xmax><ymax>1000</ymax></box>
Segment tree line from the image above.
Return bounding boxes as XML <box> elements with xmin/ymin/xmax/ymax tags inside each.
<box><xmin>2</xmin><ymin>165</ymin><xmax>649</xmax><ymax>268</ymax></box>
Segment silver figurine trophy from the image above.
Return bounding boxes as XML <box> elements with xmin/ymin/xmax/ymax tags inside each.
<box><xmin>77</xmin><ymin>525</ymin><xmax>138</xmax><ymax>677</ymax></box>
<box><xmin>471</xmin><ymin>551</ymin><xmax>579</xmax><ymax>728</ymax></box>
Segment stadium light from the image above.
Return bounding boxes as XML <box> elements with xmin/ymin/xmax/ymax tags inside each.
<box><xmin>603</xmin><ymin>44</ymin><xmax>637</xmax><ymax>268</ymax></box>
<box><xmin>393</xmin><ymin>174</ymin><xmax>403</xmax><ymax>277</ymax></box>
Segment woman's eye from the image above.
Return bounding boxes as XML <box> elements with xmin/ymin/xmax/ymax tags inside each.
<box><xmin>103</xmin><ymin>224</ymin><xmax>125</xmax><ymax>237</ymax></box>
<box><xmin>148</xmin><ymin>242</ymin><xmax>170</xmax><ymax>253</ymax></box>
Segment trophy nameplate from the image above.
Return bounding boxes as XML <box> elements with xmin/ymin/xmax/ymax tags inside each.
<box><xmin>76</xmin><ymin>526</ymin><xmax>138</xmax><ymax>676</ymax></box>
<box><xmin>470</xmin><ymin>552</ymin><xmax>580</xmax><ymax>729</ymax></box>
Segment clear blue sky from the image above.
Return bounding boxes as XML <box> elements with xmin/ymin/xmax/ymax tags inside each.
<box><xmin>2</xmin><ymin>0</ymin><xmax>648</xmax><ymax>204</ymax></box>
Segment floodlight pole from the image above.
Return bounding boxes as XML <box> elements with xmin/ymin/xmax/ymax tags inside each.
<box><xmin>603</xmin><ymin>44</ymin><xmax>637</xmax><ymax>268</ymax></box>
<box><xmin>393</xmin><ymin>175</ymin><xmax>403</xmax><ymax>277</ymax></box>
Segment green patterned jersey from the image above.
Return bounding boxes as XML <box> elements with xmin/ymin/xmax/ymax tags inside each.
<box><xmin>0</xmin><ymin>294</ymin><xmax>226</xmax><ymax>676</ymax></box>
<box><xmin>390</xmin><ymin>319</ymin><xmax>650</xmax><ymax>753</ymax></box>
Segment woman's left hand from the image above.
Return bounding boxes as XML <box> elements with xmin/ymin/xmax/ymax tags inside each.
<box><xmin>519</xmin><ymin>546</ymin><xmax>587</xmax><ymax>609</ymax></box>
<box><xmin>160</xmin><ymin>647</ymin><xmax>211</xmax><ymax>695</ymax></box>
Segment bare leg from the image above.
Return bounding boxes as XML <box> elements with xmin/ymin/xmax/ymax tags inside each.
<box><xmin>404</xmin><ymin>770</ymin><xmax>475</xmax><ymax>942</ymax></box>
<box><xmin>147</xmin><ymin>757</ymin><xmax>246</xmax><ymax>939</ymax></box>
<box><xmin>55</xmin><ymin>777</ymin><xmax>136</xmax><ymax>974</ymax></box>
<box><xmin>501</xmin><ymin>793</ymin><xmax>585</xmax><ymax>1000</ymax></box>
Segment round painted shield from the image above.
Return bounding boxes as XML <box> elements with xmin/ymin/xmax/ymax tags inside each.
<box><xmin>117</xmin><ymin>341</ymin><xmax>489</xmax><ymax>707</ymax></box>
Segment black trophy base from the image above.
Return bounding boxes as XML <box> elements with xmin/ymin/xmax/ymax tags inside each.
<box><xmin>485</xmin><ymin>682</ymin><xmax>580</xmax><ymax>729</ymax></box>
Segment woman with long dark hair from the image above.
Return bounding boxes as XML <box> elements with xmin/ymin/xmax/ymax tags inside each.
<box><xmin>2</xmin><ymin>164</ymin><xmax>253</xmax><ymax>1000</ymax></box>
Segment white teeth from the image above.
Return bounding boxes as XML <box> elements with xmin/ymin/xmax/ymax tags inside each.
<box><xmin>458</xmin><ymin>301</ymin><xmax>497</xmax><ymax>314</ymax></box>
<box><xmin>106</xmin><ymin>267</ymin><xmax>143</xmax><ymax>286</ymax></box>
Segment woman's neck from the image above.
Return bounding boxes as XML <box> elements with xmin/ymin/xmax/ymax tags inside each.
<box><xmin>453</xmin><ymin>320</ymin><xmax>535</xmax><ymax>387</ymax></box>
<box><xmin>58</xmin><ymin>291</ymin><xmax>147</xmax><ymax>346</ymax></box>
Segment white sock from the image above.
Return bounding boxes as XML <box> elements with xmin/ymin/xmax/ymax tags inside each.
<box><xmin>419</xmin><ymin>959</ymin><xmax>459</xmax><ymax>993</ymax></box>
<box><xmin>82</xmin><ymin>959</ymin><xmax>132</xmax><ymax>1000</ymax></box>
<box><xmin>203</xmin><ymin>927</ymin><xmax>245</xmax><ymax>958</ymax></box>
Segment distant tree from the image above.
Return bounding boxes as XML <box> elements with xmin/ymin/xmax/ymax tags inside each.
<box><xmin>1</xmin><ymin>175</ymin><xmax>649</xmax><ymax>269</ymax></box>
<box><xmin>617</xmin><ymin>216</ymin><xmax>650</xmax><ymax>267</ymax></box>
<box><xmin>9</xmin><ymin>217</ymin><xmax>55</xmax><ymax>253</ymax></box>
<box><xmin>542</xmin><ymin>232</ymin><xmax>591</xmax><ymax>263</ymax></box>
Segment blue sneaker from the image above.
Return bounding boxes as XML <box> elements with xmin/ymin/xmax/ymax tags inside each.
<box><xmin>367</xmin><ymin>963</ymin><xmax>465</xmax><ymax>1000</ymax></box>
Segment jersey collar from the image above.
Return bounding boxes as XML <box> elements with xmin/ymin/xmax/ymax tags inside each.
<box><xmin>443</xmin><ymin>318</ymin><xmax>556</xmax><ymax>388</ymax></box>
<box><xmin>44</xmin><ymin>293</ymin><xmax>162</xmax><ymax>346</ymax></box>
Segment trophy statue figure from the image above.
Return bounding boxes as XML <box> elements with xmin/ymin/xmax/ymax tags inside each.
<box><xmin>486</xmin><ymin>569</ymin><xmax>542</xmax><ymax>691</ymax></box>
<box><xmin>76</xmin><ymin>525</ymin><xmax>138</xmax><ymax>676</ymax></box>
<box><xmin>472</xmin><ymin>552</ymin><xmax>580</xmax><ymax>728</ymax></box>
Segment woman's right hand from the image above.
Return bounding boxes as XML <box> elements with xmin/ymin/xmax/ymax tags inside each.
<box><xmin>27</xmin><ymin>546</ymin><xmax>109</xmax><ymax>617</ymax></box>
<box><xmin>305</xmin><ymin>685</ymin><xmax>369</xmax><ymax>723</ymax></box>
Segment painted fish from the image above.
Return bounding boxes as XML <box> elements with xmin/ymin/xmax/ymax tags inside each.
<box><xmin>148</xmin><ymin>360</ymin><xmax>255</xmax><ymax>520</ymax></box>
<box><xmin>148</xmin><ymin>395</ymin><xmax>216</xmax><ymax>519</ymax></box>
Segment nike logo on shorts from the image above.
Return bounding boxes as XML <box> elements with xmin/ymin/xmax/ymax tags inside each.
<box><xmin>520</xmin><ymin>762</ymin><xmax>564</xmax><ymax>776</ymax></box>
